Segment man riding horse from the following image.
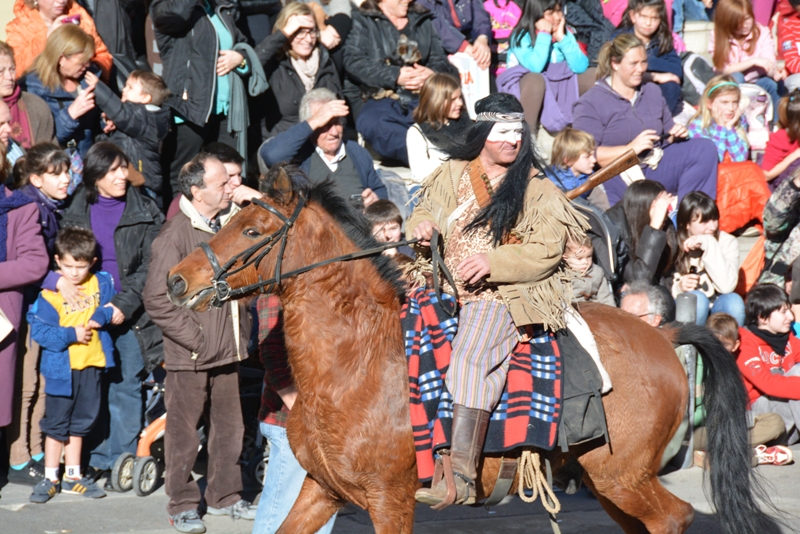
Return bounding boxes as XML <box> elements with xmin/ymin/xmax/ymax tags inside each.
<box><xmin>408</xmin><ymin>93</ymin><xmax>589</xmax><ymax>509</ymax></box>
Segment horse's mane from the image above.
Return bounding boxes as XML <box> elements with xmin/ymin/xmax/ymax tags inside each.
<box><xmin>265</xmin><ymin>174</ymin><xmax>405</xmax><ymax>298</ymax></box>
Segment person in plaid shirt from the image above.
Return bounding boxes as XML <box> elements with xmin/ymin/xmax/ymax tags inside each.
<box><xmin>251</xmin><ymin>294</ymin><xmax>337</xmax><ymax>534</ymax></box>
<box><xmin>687</xmin><ymin>76</ymin><xmax>751</xmax><ymax>162</ymax></box>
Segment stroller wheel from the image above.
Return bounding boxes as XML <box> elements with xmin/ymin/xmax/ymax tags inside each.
<box><xmin>246</xmin><ymin>446</ymin><xmax>269</xmax><ymax>487</ymax></box>
<box><xmin>133</xmin><ymin>456</ymin><xmax>161</xmax><ymax>496</ymax></box>
<box><xmin>111</xmin><ymin>452</ymin><xmax>135</xmax><ymax>492</ymax></box>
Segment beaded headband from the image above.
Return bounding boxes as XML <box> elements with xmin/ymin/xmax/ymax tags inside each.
<box><xmin>475</xmin><ymin>112</ymin><xmax>525</xmax><ymax>123</ymax></box>
<box><xmin>707</xmin><ymin>81</ymin><xmax>739</xmax><ymax>96</ymax></box>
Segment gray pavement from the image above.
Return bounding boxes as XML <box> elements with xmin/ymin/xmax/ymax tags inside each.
<box><xmin>1</xmin><ymin>450</ymin><xmax>799</xmax><ymax>534</ymax></box>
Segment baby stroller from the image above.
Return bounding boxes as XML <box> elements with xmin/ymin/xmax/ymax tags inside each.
<box><xmin>105</xmin><ymin>371</ymin><xmax>169</xmax><ymax>496</ymax></box>
<box><xmin>105</xmin><ymin>363</ymin><xmax>266</xmax><ymax>495</ymax></box>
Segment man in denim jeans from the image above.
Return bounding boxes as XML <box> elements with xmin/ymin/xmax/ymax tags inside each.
<box><xmin>252</xmin><ymin>294</ymin><xmax>336</xmax><ymax>534</ymax></box>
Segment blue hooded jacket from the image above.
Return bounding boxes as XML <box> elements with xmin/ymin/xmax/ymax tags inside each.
<box><xmin>21</xmin><ymin>69</ymin><xmax>101</xmax><ymax>160</ymax></box>
<box><xmin>27</xmin><ymin>271</ymin><xmax>116</xmax><ymax>397</ymax></box>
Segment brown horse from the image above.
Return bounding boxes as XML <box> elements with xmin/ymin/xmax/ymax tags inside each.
<box><xmin>166</xmin><ymin>172</ymin><xmax>777</xmax><ymax>534</ymax></box>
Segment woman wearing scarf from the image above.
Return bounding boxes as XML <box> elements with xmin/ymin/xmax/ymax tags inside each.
<box><xmin>406</xmin><ymin>73</ymin><xmax>470</xmax><ymax>192</ymax></box>
<box><xmin>0</xmin><ymin>42</ymin><xmax>54</xmax><ymax>150</ymax></box>
<box><xmin>5</xmin><ymin>143</ymin><xmax>70</xmax><ymax>486</ymax></box>
<box><xmin>0</xmin><ymin>143</ymin><xmax>48</xmax><ymax>437</ymax></box>
<box><xmin>255</xmin><ymin>2</ymin><xmax>342</xmax><ymax>139</ymax></box>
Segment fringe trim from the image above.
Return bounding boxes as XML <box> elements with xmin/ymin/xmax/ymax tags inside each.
<box><xmin>404</xmin><ymin>254</ymin><xmax>432</xmax><ymax>290</ymax></box>
<box><xmin>511</xmin><ymin>184</ymin><xmax>590</xmax><ymax>330</ymax></box>
<box><xmin>516</xmin><ymin>270</ymin><xmax>575</xmax><ymax>331</ymax></box>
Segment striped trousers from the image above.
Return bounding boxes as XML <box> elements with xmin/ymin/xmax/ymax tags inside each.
<box><xmin>446</xmin><ymin>300</ymin><xmax>518</xmax><ymax>411</ymax></box>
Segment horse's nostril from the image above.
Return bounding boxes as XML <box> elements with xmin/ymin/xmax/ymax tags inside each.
<box><xmin>168</xmin><ymin>274</ymin><xmax>187</xmax><ymax>297</ymax></box>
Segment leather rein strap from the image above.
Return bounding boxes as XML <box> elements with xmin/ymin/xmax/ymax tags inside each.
<box><xmin>198</xmin><ymin>194</ymin><xmax>456</xmax><ymax>308</ymax></box>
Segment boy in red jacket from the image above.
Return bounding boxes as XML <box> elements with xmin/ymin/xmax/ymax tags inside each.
<box><xmin>739</xmin><ymin>284</ymin><xmax>800</xmax><ymax>448</ymax></box>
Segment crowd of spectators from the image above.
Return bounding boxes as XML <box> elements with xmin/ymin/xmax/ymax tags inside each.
<box><xmin>1</xmin><ymin>0</ymin><xmax>800</xmax><ymax>531</ymax></box>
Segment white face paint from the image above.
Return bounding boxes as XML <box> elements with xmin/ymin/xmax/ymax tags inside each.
<box><xmin>486</xmin><ymin>122</ymin><xmax>523</xmax><ymax>143</ymax></box>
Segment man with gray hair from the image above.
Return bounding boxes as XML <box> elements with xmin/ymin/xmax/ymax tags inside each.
<box><xmin>259</xmin><ymin>88</ymin><xmax>386</xmax><ymax>207</ymax></box>
<box><xmin>620</xmin><ymin>281</ymin><xmax>671</xmax><ymax>328</ymax></box>
<box><xmin>144</xmin><ymin>153</ymin><xmax>256</xmax><ymax>533</ymax></box>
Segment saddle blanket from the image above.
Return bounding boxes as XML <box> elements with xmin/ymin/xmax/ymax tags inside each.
<box><xmin>402</xmin><ymin>288</ymin><xmax>563</xmax><ymax>482</ymax></box>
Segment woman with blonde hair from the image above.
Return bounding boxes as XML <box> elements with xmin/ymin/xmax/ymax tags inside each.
<box><xmin>5</xmin><ymin>0</ymin><xmax>113</xmax><ymax>79</ymax></box>
<box><xmin>688</xmin><ymin>75</ymin><xmax>749</xmax><ymax>162</ymax></box>
<box><xmin>687</xmin><ymin>75</ymin><xmax>770</xmax><ymax>235</ymax></box>
<box><xmin>573</xmin><ymin>33</ymin><xmax>718</xmax><ymax>206</ymax></box>
<box><xmin>22</xmin><ymin>24</ymin><xmax>100</xmax><ymax>159</ymax></box>
<box><xmin>406</xmin><ymin>73</ymin><xmax>468</xmax><ymax>189</ymax></box>
<box><xmin>255</xmin><ymin>1</ymin><xmax>342</xmax><ymax>138</ymax></box>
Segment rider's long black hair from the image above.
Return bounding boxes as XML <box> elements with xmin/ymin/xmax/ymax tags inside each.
<box><xmin>436</xmin><ymin>93</ymin><xmax>545</xmax><ymax>246</ymax></box>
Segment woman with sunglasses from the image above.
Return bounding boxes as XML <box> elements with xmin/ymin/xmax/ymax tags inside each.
<box><xmin>255</xmin><ymin>2</ymin><xmax>343</xmax><ymax>139</ymax></box>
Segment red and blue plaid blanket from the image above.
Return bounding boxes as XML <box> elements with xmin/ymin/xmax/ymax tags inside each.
<box><xmin>402</xmin><ymin>288</ymin><xmax>563</xmax><ymax>482</ymax></box>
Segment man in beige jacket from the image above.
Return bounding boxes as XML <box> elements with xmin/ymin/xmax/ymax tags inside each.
<box><xmin>409</xmin><ymin>94</ymin><xmax>588</xmax><ymax>509</ymax></box>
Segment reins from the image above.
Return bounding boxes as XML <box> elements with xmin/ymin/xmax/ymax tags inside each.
<box><xmin>198</xmin><ymin>194</ymin><xmax>456</xmax><ymax>310</ymax></box>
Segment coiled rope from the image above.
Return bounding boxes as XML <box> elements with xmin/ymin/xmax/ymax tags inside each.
<box><xmin>517</xmin><ymin>450</ymin><xmax>561</xmax><ymax>514</ymax></box>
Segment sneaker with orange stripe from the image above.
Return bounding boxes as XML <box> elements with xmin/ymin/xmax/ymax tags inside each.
<box><xmin>30</xmin><ymin>479</ymin><xmax>61</xmax><ymax>503</ymax></box>
<box><xmin>62</xmin><ymin>476</ymin><xmax>106</xmax><ymax>498</ymax></box>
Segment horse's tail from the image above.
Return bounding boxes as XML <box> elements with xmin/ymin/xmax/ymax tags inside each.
<box><xmin>673</xmin><ymin>323</ymin><xmax>781</xmax><ymax>534</ymax></box>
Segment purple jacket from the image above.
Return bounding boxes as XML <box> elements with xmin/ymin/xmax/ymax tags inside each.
<box><xmin>416</xmin><ymin>0</ymin><xmax>492</xmax><ymax>54</ymax></box>
<box><xmin>572</xmin><ymin>79</ymin><xmax>674</xmax><ymax>149</ymax></box>
<box><xmin>0</xmin><ymin>190</ymin><xmax>48</xmax><ymax>426</ymax></box>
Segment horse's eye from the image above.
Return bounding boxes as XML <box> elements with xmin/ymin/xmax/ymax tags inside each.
<box><xmin>244</xmin><ymin>228</ymin><xmax>262</xmax><ymax>238</ymax></box>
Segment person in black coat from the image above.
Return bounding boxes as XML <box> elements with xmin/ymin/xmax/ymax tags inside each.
<box><xmin>605</xmin><ymin>179</ymin><xmax>678</xmax><ymax>287</ymax></box>
<box><xmin>344</xmin><ymin>0</ymin><xmax>457</xmax><ymax>165</ymax></box>
<box><xmin>255</xmin><ymin>2</ymin><xmax>342</xmax><ymax>139</ymax></box>
<box><xmin>150</xmin><ymin>0</ymin><xmax>249</xmax><ymax>198</ymax></box>
<box><xmin>87</xmin><ymin>70</ymin><xmax>171</xmax><ymax>202</ymax></box>
<box><xmin>60</xmin><ymin>142</ymin><xmax>164</xmax><ymax>485</ymax></box>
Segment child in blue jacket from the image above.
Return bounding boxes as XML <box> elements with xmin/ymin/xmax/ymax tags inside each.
<box><xmin>546</xmin><ymin>127</ymin><xmax>596</xmax><ymax>197</ymax></box>
<box><xmin>27</xmin><ymin>227</ymin><xmax>116</xmax><ymax>504</ymax></box>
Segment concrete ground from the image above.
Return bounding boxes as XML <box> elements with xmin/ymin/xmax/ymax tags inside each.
<box><xmin>1</xmin><ymin>445</ymin><xmax>799</xmax><ymax>534</ymax></box>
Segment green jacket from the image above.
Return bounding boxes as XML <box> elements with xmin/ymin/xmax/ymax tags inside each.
<box><xmin>406</xmin><ymin>159</ymin><xmax>588</xmax><ymax>330</ymax></box>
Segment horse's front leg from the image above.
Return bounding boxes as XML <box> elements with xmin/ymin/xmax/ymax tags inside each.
<box><xmin>366</xmin><ymin>491</ymin><xmax>416</xmax><ymax>534</ymax></box>
<box><xmin>276</xmin><ymin>476</ymin><xmax>341</xmax><ymax>534</ymax></box>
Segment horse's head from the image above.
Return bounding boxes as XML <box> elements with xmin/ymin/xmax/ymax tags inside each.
<box><xmin>167</xmin><ymin>167</ymin><xmax>302</xmax><ymax>311</ymax></box>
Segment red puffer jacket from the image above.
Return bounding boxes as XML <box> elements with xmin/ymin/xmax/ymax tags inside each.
<box><xmin>716</xmin><ymin>156</ymin><xmax>771</xmax><ymax>234</ymax></box>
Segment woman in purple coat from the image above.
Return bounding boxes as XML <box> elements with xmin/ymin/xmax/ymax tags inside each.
<box><xmin>572</xmin><ymin>33</ymin><xmax>718</xmax><ymax>206</ymax></box>
<box><xmin>0</xmin><ymin>146</ymin><xmax>48</xmax><ymax>431</ymax></box>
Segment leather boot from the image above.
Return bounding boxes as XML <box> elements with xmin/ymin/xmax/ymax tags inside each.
<box><xmin>415</xmin><ymin>405</ymin><xmax>490</xmax><ymax>508</ymax></box>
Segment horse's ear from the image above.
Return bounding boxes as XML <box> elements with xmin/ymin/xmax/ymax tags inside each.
<box><xmin>273</xmin><ymin>167</ymin><xmax>293</xmax><ymax>197</ymax></box>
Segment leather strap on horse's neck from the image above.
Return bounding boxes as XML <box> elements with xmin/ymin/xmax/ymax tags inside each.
<box><xmin>466</xmin><ymin>157</ymin><xmax>521</xmax><ymax>246</ymax></box>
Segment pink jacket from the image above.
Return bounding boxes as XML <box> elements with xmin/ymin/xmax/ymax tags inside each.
<box><xmin>709</xmin><ymin>23</ymin><xmax>776</xmax><ymax>82</ymax></box>
<box><xmin>0</xmin><ymin>190</ymin><xmax>48</xmax><ymax>426</ymax></box>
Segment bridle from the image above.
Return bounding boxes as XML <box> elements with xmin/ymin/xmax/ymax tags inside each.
<box><xmin>198</xmin><ymin>195</ymin><xmax>305</xmax><ymax>307</ymax></box>
<box><xmin>197</xmin><ymin>194</ymin><xmax>457</xmax><ymax>312</ymax></box>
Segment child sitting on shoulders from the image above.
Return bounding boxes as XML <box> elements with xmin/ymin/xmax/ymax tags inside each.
<box><xmin>693</xmin><ymin>312</ymin><xmax>790</xmax><ymax>467</ymax></box>
<box><xmin>547</xmin><ymin>128</ymin><xmax>596</xmax><ymax>197</ymax></box>
<box><xmin>365</xmin><ymin>199</ymin><xmax>414</xmax><ymax>262</ymax></box>
<box><xmin>27</xmin><ymin>227</ymin><xmax>118</xmax><ymax>503</ymax></box>
<box><xmin>563</xmin><ymin>234</ymin><xmax>615</xmax><ymax>306</ymax></box>
<box><xmin>84</xmin><ymin>70</ymin><xmax>171</xmax><ymax>201</ymax></box>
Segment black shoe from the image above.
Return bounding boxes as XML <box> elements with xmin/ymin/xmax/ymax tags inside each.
<box><xmin>84</xmin><ymin>466</ymin><xmax>109</xmax><ymax>483</ymax></box>
<box><xmin>103</xmin><ymin>478</ymin><xmax>116</xmax><ymax>492</ymax></box>
<box><xmin>7</xmin><ymin>460</ymin><xmax>45</xmax><ymax>486</ymax></box>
